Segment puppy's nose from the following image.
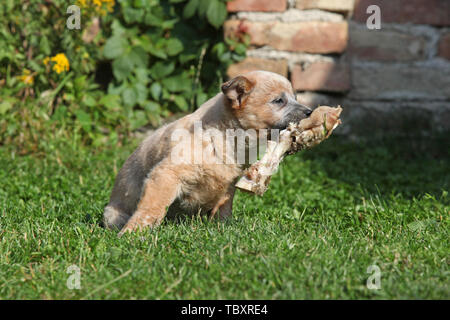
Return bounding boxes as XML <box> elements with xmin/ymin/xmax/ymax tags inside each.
<box><xmin>304</xmin><ymin>108</ymin><xmax>313</xmax><ymax>117</ymax></box>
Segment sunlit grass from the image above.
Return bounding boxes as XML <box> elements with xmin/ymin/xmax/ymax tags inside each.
<box><xmin>0</xmin><ymin>136</ymin><xmax>448</xmax><ymax>299</ymax></box>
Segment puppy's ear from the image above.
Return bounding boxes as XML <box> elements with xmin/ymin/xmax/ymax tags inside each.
<box><xmin>221</xmin><ymin>76</ymin><xmax>255</xmax><ymax>109</ymax></box>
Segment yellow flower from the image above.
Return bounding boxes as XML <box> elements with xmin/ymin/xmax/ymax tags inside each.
<box><xmin>48</xmin><ymin>53</ymin><xmax>70</xmax><ymax>74</ymax></box>
<box><xmin>19</xmin><ymin>69</ymin><xmax>34</xmax><ymax>85</ymax></box>
<box><xmin>76</xmin><ymin>0</ymin><xmax>115</xmax><ymax>15</ymax></box>
<box><xmin>93</xmin><ymin>0</ymin><xmax>115</xmax><ymax>15</ymax></box>
<box><xmin>104</xmin><ymin>0</ymin><xmax>115</xmax><ymax>12</ymax></box>
<box><xmin>77</xmin><ymin>0</ymin><xmax>87</xmax><ymax>8</ymax></box>
<box><xmin>43</xmin><ymin>57</ymin><xmax>50</xmax><ymax>66</ymax></box>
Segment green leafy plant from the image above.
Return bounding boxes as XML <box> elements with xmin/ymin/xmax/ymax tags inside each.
<box><xmin>0</xmin><ymin>0</ymin><xmax>120</xmax><ymax>149</ymax></box>
<box><xmin>0</xmin><ymin>0</ymin><xmax>246</xmax><ymax>151</ymax></box>
<box><xmin>103</xmin><ymin>0</ymin><xmax>245</xmax><ymax>130</ymax></box>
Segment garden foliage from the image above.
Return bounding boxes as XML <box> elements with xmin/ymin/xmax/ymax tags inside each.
<box><xmin>0</xmin><ymin>0</ymin><xmax>246</xmax><ymax>150</ymax></box>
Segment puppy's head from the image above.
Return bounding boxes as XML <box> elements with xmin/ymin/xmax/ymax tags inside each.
<box><xmin>222</xmin><ymin>71</ymin><xmax>312</xmax><ymax>130</ymax></box>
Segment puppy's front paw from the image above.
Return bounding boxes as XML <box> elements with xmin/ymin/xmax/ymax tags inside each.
<box><xmin>117</xmin><ymin>213</ymin><xmax>160</xmax><ymax>238</ymax></box>
<box><xmin>117</xmin><ymin>220</ymin><xmax>142</xmax><ymax>237</ymax></box>
<box><xmin>117</xmin><ymin>227</ymin><xmax>131</xmax><ymax>238</ymax></box>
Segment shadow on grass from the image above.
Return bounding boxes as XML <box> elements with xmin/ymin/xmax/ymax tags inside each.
<box><xmin>300</xmin><ymin>135</ymin><xmax>449</xmax><ymax>200</ymax></box>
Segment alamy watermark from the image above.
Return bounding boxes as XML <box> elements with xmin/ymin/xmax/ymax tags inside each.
<box><xmin>66</xmin><ymin>3</ymin><xmax>382</xmax><ymax>31</ymax></box>
<box><xmin>366</xmin><ymin>264</ymin><xmax>381</xmax><ymax>290</ymax></box>
<box><xmin>366</xmin><ymin>4</ymin><xmax>381</xmax><ymax>30</ymax></box>
<box><xmin>66</xmin><ymin>264</ymin><xmax>81</xmax><ymax>290</ymax></box>
<box><xmin>67</xmin><ymin>5</ymin><xmax>81</xmax><ymax>30</ymax></box>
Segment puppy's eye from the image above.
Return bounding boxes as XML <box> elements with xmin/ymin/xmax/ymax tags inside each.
<box><xmin>272</xmin><ymin>98</ymin><xmax>284</xmax><ymax>105</ymax></box>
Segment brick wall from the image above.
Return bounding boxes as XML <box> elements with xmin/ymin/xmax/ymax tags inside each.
<box><xmin>224</xmin><ymin>0</ymin><xmax>450</xmax><ymax>137</ymax></box>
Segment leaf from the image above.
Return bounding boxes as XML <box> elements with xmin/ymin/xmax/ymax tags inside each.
<box><xmin>162</xmin><ymin>74</ymin><xmax>191</xmax><ymax>92</ymax></box>
<box><xmin>173</xmin><ymin>95</ymin><xmax>188</xmax><ymax>111</ymax></box>
<box><xmin>112</xmin><ymin>55</ymin><xmax>134</xmax><ymax>81</ymax></box>
<box><xmin>107</xmin><ymin>82</ymin><xmax>126</xmax><ymax>96</ymax></box>
<box><xmin>28</xmin><ymin>60</ymin><xmax>42</xmax><ymax>73</ymax></box>
<box><xmin>196</xmin><ymin>92</ymin><xmax>208</xmax><ymax>106</ymax></box>
<box><xmin>144</xmin><ymin>12</ymin><xmax>165</xmax><ymax>27</ymax></box>
<box><xmin>124</xmin><ymin>7</ymin><xmax>144</xmax><ymax>24</ymax></box>
<box><xmin>162</xmin><ymin>19</ymin><xmax>179</xmax><ymax>30</ymax></box>
<box><xmin>39</xmin><ymin>36</ymin><xmax>51</xmax><ymax>55</ymax></box>
<box><xmin>183</xmin><ymin>0</ymin><xmax>199</xmax><ymax>19</ymax></box>
<box><xmin>135</xmin><ymin>68</ymin><xmax>150</xmax><ymax>84</ymax></box>
<box><xmin>0</xmin><ymin>101</ymin><xmax>13</xmax><ymax>115</ymax></box>
<box><xmin>130</xmin><ymin>110</ymin><xmax>148</xmax><ymax>130</ymax></box>
<box><xmin>166</xmin><ymin>38</ymin><xmax>184</xmax><ymax>56</ymax></box>
<box><xmin>150</xmin><ymin>61</ymin><xmax>175</xmax><ymax>79</ymax></box>
<box><xmin>217</xmin><ymin>51</ymin><xmax>231</xmax><ymax>62</ymax></box>
<box><xmin>133</xmin><ymin>82</ymin><xmax>148</xmax><ymax>104</ymax></box>
<box><xmin>122</xmin><ymin>87</ymin><xmax>137</xmax><ymax>107</ymax></box>
<box><xmin>111</xmin><ymin>20</ymin><xmax>127</xmax><ymax>37</ymax></box>
<box><xmin>99</xmin><ymin>94</ymin><xmax>121</xmax><ymax>110</ymax></box>
<box><xmin>147</xmin><ymin>45</ymin><xmax>168</xmax><ymax>59</ymax></box>
<box><xmin>133</xmin><ymin>0</ymin><xmax>146</xmax><ymax>8</ymax></box>
<box><xmin>143</xmin><ymin>101</ymin><xmax>161</xmax><ymax>113</ymax></box>
<box><xmin>234</xmin><ymin>43</ymin><xmax>247</xmax><ymax>55</ymax></box>
<box><xmin>206</xmin><ymin>0</ymin><xmax>227</xmax><ymax>29</ymax></box>
<box><xmin>150</xmin><ymin>82</ymin><xmax>162</xmax><ymax>100</ymax></box>
<box><xmin>129</xmin><ymin>46</ymin><xmax>149</xmax><ymax>68</ymax></box>
<box><xmin>212</xmin><ymin>42</ymin><xmax>226</xmax><ymax>57</ymax></box>
<box><xmin>7</xmin><ymin>123</ymin><xmax>17</xmax><ymax>136</ymax></box>
<box><xmin>52</xmin><ymin>106</ymin><xmax>67</xmax><ymax>121</ymax></box>
<box><xmin>179</xmin><ymin>53</ymin><xmax>197</xmax><ymax>64</ymax></box>
<box><xmin>139</xmin><ymin>36</ymin><xmax>168</xmax><ymax>59</ymax></box>
<box><xmin>74</xmin><ymin>76</ymin><xmax>87</xmax><ymax>93</ymax></box>
<box><xmin>104</xmin><ymin>36</ymin><xmax>128</xmax><ymax>60</ymax></box>
<box><xmin>83</xmin><ymin>94</ymin><xmax>97</xmax><ymax>107</ymax></box>
<box><xmin>197</xmin><ymin>0</ymin><xmax>211</xmax><ymax>18</ymax></box>
<box><xmin>75</xmin><ymin>110</ymin><xmax>92</xmax><ymax>132</ymax></box>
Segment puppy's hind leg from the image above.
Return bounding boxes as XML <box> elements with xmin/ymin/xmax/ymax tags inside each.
<box><xmin>103</xmin><ymin>206</ymin><xmax>130</xmax><ymax>230</ymax></box>
<box><xmin>118</xmin><ymin>164</ymin><xmax>181</xmax><ymax>237</ymax></box>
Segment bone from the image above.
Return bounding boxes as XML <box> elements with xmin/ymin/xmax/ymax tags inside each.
<box><xmin>235</xmin><ymin>106</ymin><xmax>343</xmax><ymax>195</ymax></box>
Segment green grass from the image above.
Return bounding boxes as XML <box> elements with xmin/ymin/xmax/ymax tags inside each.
<box><xmin>0</xmin><ymin>136</ymin><xmax>448</xmax><ymax>299</ymax></box>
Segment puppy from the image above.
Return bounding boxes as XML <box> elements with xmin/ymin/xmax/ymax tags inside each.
<box><xmin>103</xmin><ymin>71</ymin><xmax>312</xmax><ymax>235</ymax></box>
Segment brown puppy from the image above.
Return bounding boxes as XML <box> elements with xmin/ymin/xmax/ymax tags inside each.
<box><xmin>103</xmin><ymin>71</ymin><xmax>312</xmax><ymax>235</ymax></box>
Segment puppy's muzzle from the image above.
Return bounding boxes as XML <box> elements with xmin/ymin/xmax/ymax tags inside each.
<box><xmin>275</xmin><ymin>101</ymin><xmax>313</xmax><ymax>130</ymax></box>
<box><xmin>292</xmin><ymin>102</ymin><xmax>313</xmax><ymax>119</ymax></box>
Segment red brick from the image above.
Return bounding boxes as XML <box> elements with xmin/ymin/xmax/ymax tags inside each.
<box><xmin>296</xmin><ymin>0</ymin><xmax>354</xmax><ymax>13</ymax></box>
<box><xmin>439</xmin><ymin>33</ymin><xmax>450</xmax><ymax>60</ymax></box>
<box><xmin>291</xmin><ymin>61</ymin><xmax>350</xmax><ymax>92</ymax></box>
<box><xmin>227</xmin><ymin>0</ymin><xmax>287</xmax><ymax>12</ymax></box>
<box><xmin>227</xmin><ymin>57</ymin><xmax>288</xmax><ymax>78</ymax></box>
<box><xmin>353</xmin><ymin>0</ymin><xmax>450</xmax><ymax>26</ymax></box>
<box><xmin>224</xmin><ymin>20</ymin><xmax>348</xmax><ymax>54</ymax></box>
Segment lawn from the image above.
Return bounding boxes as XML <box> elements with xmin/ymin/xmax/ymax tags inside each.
<box><xmin>0</xmin><ymin>135</ymin><xmax>448</xmax><ymax>299</ymax></box>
